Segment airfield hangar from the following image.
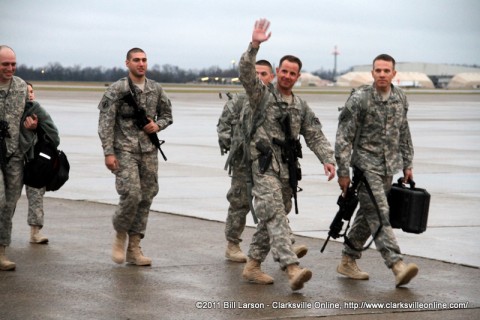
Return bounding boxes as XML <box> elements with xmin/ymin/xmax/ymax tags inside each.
<box><xmin>342</xmin><ymin>62</ymin><xmax>480</xmax><ymax>89</ymax></box>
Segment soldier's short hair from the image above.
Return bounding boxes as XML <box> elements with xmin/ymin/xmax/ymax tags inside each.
<box><xmin>126</xmin><ymin>48</ymin><xmax>145</xmax><ymax>60</ymax></box>
<box><xmin>256</xmin><ymin>59</ymin><xmax>273</xmax><ymax>72</ymax></box>
<box><xmin>279</xmin><ymin>55</ymin><xmax>302</xmax><ymax>72</ymax></box>
<box><xmin>373</xmin><ymin>54</ymin><xmax>396</xmax><ymax>69</ymax></box>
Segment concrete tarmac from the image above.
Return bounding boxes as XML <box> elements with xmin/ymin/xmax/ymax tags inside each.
<box><xmin>1</xmin><ymin>196</ymin><xmax>478</xmax><ymax>319</ymax></box>
<box><xmin>1</xmin><ymin>87</ymin><xmax>479</xmax><ymax>319</ymax></box>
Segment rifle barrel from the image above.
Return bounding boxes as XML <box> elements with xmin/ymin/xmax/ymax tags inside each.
<box><xmin>320</xmin><ymin>235</ymin><xmax>331</xmax><ymax>253</ymax></box>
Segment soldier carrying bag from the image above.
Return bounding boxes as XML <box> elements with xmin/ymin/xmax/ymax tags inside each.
<box><xmin>388</xmin><ymin>178</ymin><xmax>430</xmax><ymax>234</ymax></box>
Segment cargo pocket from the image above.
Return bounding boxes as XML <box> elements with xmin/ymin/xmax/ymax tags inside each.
<box><xmin>115</xmin><ymin>171</ymin><xmax>130</xmax><ymax>196</ymax></box>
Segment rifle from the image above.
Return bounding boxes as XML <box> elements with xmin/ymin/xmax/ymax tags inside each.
<box><xmin>122</xmin><ymin>79</ymin><xmax>167</xmax><ymax>161</ymax></box>
<box><xmin>320</xmin><ymin>168</ymin><xmax>363</xmax><ymax>253</ymax></box>
<box><xmin>272</xmin><ymin>112</ymin><xmax>303</xmax><ymax>214</ymax></box>
<box><xmin>0</xmin><ymin>120</ymin><xmax>11</xmax><ymax>185</ymax></box>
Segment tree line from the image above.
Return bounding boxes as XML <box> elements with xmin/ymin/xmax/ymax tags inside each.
<box><xmin>15</xmin><ymin>62</ymin><xmax>339</xmax><ymax>83</ymax></box>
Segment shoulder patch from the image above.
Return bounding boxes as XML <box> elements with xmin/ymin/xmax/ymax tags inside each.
<box><xmin>98</xmin><ymin>93</ymin><xmax>113</xmax><ymax>112</ymax></box>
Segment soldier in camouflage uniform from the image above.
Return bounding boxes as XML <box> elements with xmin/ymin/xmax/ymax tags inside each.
<box><xmin>98</xmin><ymin>48</ymin><xmax>173</xmax><ymax>266</ymax></box>
<box><xmin>24</xmin><ymin>82</ymin><xmax>60</xmax><ymax>245</ymax></box>
<box><xmin>239</xmin><ymin>20</ymin><xmax>336</xmax><ymax>291</ymax></box>
<box><xmin>0</xmin><ymin>46</ymin><xmax>38</xmax><ymax>271</ymax></box>
<box><xmin>335</xmin><ymin>53</ymin><xmax>419</xmax><ymax>287</ymax></box>
<box><xmin>217</xmin><ymin>88</ymin><xmax>254</xmax><ymax>263</ymax></box>
<box><xmin>217</xmin><ymin>60</ymin><xmax>308</xmax><ymax>263</ymax></box>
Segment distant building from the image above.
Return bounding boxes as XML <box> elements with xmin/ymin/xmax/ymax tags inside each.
<box><xmin>352</xmin><ymin>62</ymin><xmax>480</xmax><ymax>88</ymax></box>
<box><xmin>336</xmin><ymin>71</ymin><xmax>435</xmax><ymax>88</ymax></box>
<box><xmin>448</xmin><ymin>73</ymin><xmax>480</xmax><ymax>89</ymax></box>
<box><xmin>336</xmin><ymin>72</ymin><xmax>374</xmax><ymax>88</ymax></box>
<box><xmin>296</xmin><ymin>72</ymin><xmax>331</xmax><ymax>87</ymax></box>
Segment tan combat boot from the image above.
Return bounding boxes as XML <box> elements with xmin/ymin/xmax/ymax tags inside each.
<box><xmin>392</xmin><ymin>260</ymin><xmax>418</xmax><ymax>287</ymax></box>
<box><xmin>126</xmin><ymin>234</ymin><xmax>152</xmax><ymax>266</ymax></box>
<box><xmin>286</xmin><ymin>264</ymin><xmax>312</xmax><ymax>291</ymax></box>
<box><xmin>242</xmin><ymin>258</ymin><xmax>274</xmax><ymax>284</ymax></box>
<box><xmin>225</xmin><ymin>241</ymin><xmax>247</xmax><ymax>262</ymax></box>
<box><xmin>293</xmin><ymin>244</ymin><xmax>308</xmax><ymax>259</ymax></box>
<box><xmin>30</xmin><ymin>226</ymin><xmax>49</xmax><ymax>244</ymax></box>
<box><xmin>112</xmin><ymin>231</ymin><xmax>127</xmax><ymax>264</ymax></box>
<box><xmin>0</xmin><ymin>245</ymin><xmax>16</xmax><ymax>271</ymax></box>
<box><xmin>336</xmin><ymin>255</ymin><xmax>369</xmax><ymax>280</ymax></box>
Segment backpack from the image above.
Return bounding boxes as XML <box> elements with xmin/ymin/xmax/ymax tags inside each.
<box><xmin>223</xmin><ymin>93</ymin><xmax>247</xmax><ymax>172</ymax></box>
<box><xmin>23</xmin><ymin>131</ymin><xmax>70</xmax><ymax>191</ymax></box>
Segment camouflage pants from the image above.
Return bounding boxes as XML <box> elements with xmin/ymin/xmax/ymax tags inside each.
<box><xmin>26</xmin><ymin>186</ymin><xmax>46</xmax><ymax>227</ymax></box>
<box><xmin>247</xmin><ymin>161</ymin><xmax>298</xmax><ymax>270</ymax></box>
<box><xmin>0</xmin><ymin>154</ymin><xmax>24</xmax><ymax>246</ymax></box>
<box><xmin>113</xmin><ymin>150</ymin><xmax>159</xmax><ymax>237</ymax></box>
<box><xmin>343</xmin><ymin>172</ymin><xmax>403</xmax><ymax>268</ymax></box>
<box><xmin>224</xmin><ymin>162</ymin><xmax>250</xmax><ymax>244</ymax></box>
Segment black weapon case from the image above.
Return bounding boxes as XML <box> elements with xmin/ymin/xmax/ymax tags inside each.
<box><xmin>388</xmin><ymin>179</ymin><xmax>430</xmax><ymax>234</ymax></box>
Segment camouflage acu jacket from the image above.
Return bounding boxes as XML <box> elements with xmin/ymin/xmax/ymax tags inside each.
<box><xmin>0</xmin><ymin>76</ymin><xmax>28</xmax><ymax>157</ymax></box>
<box><xmin>239</xmin><ymin>43</ymin><xmax>335</xmax><ymax>180</ymax></box>
<box><xmin>98</xmin><ymin>77</ymin><xmax>173</xmax><ymax>155</ymax></box>
<box><xmin>335</xmin><ymin>84</ymin><xmax>414</xmax><ymax>177</ymax></box>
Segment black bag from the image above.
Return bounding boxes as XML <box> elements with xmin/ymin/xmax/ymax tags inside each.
<box><xmin>46</xmin><ymin>150</ymin><xmax>70</xmax><ymax>191</ymax></box>
<box><xmin>24</xmin><ymin>139</ymin><xmax>58</xmax><ymax>188</ymax></box>
<box><xmin>388</xmin><ymin>178</ymin><xmax>430</xmax><ymax>234</ymax></box>
<box><xmin>24</xmin><ymin>139</ymin><xmax>70</xmax><ymax>191</ymax></box>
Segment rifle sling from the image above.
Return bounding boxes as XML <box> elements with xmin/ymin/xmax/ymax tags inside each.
<box><xmin>343</xmin><ymin>174</ymin><xmax>383</xmax><ymax>252</ymax></box>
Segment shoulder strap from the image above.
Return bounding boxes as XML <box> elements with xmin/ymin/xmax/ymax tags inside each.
<box><xmin>127</xmin><ymin>77</ymin><xmax>141</xmax><ymax>111</ymax></box>
<box><xmin>352</xmin><ymin>85</ymin><xmax>371</xmax><ymax>154</ymax></box>
<box><xmin>392</xmin><ymin>85</ymin><xmax>408</xmax><ymax>113</ymax></box>
<box><xmin>248</xmin><ymin>83</ymin><xmax>275</xmax><ymax>140</ymax></box>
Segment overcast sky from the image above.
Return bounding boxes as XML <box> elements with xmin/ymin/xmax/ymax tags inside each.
<box><xmin>2</xmin><ymin>0</ymin><xmax>479</xmax><ymax>72</ymax></box>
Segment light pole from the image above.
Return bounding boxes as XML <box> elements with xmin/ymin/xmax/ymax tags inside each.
<box><xmin>332</xmin><ymin>45</ymin><xmax>339</xmax><ymax>83</ymax></box>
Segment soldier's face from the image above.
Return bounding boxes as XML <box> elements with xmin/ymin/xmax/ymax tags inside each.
<box><xmin>27</xmin><ymin>85</ymin><xmax>35</xmax><ymax>101</ymax></box>
<box><xmin>372</xmin><ymin>59</ymin><xmax>396</xmax><ymax>92</ymax></box>
<box><xmin>126</xmin><ymin>52</ymin><xmax>147</xmax><ymax>79</ymax></box>
<box><xmin>276</xmin><ymin>60</ymin><xmax>300</xmax><ymax>92</ymax></box>
<box><xmin>0</xmin><ymin>48</ymin><xmax>17</xmax><ymax>84</ymax></box>
<box><xmin>255</xmin><ymin>65</ymin><xmax>274</xmax><ymax>85</ymax></box>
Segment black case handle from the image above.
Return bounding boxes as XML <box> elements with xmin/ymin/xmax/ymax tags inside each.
<box><xmin>397</xmin><ymin>177</ymin><xmax>416</xmax><ymax>189</ymax></box>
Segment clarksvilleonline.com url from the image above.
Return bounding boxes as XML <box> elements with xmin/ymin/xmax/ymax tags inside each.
<box><xmin>343</xmin><ymin>301</ymin><xmax>469</xmax><ymax>310</ymax></box>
